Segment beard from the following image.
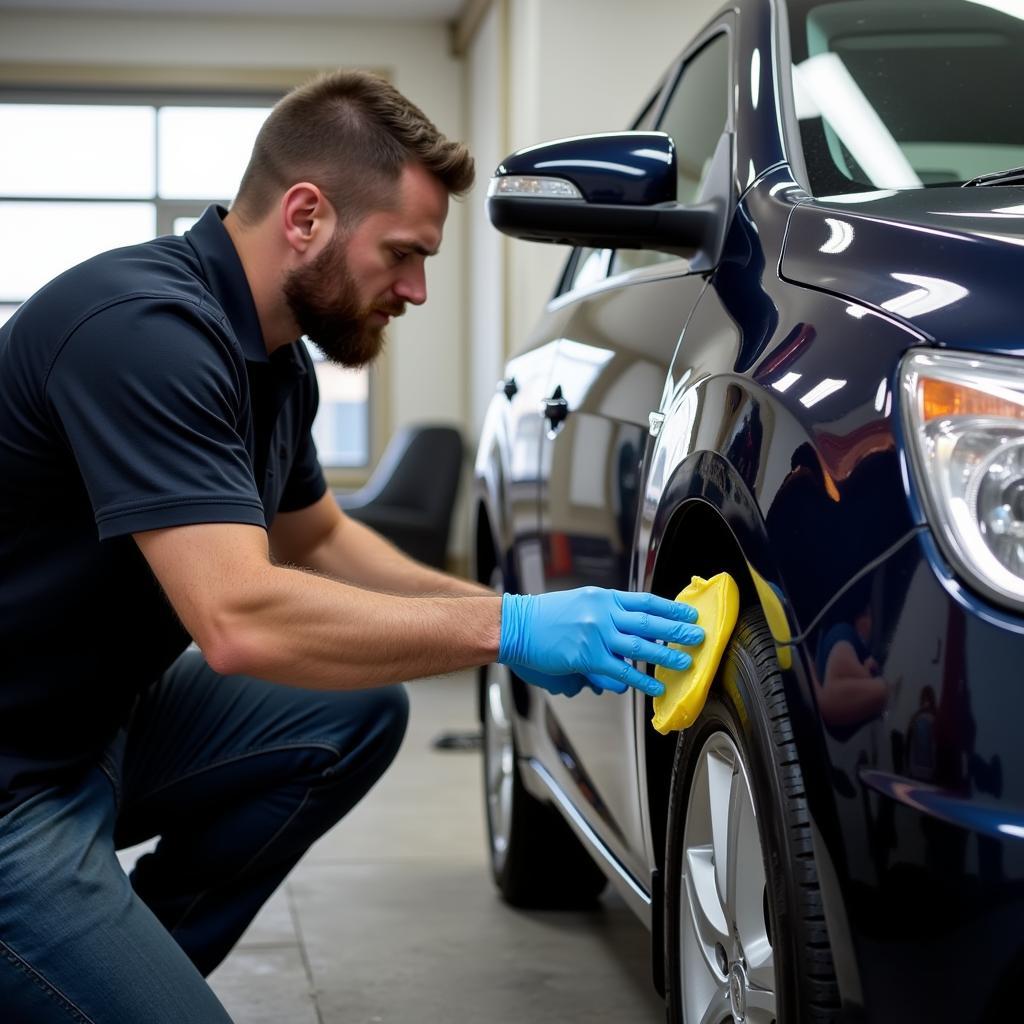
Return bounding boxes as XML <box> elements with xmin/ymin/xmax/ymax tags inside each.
<box><xmin>282</xmin><ymin>233</ymin><xmax>402</xmax><ymax>368</ymax></box>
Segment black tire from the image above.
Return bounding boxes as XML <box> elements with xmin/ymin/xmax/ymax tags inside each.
<box><xmin>481</xmin><ymin>571</ymin><xmax>606</xmax><ymax>909</ymax></box>
<box><xmin>664</xmin><ymin>608</ymin><xmax>839</xmax><ymax>1023</ymax></box>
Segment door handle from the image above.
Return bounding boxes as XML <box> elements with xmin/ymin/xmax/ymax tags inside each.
<box><xmin>544</xmin><ymin>385</ymin><xmax>570</xmax><ymax>428</ymax></box>
<box><xmin>498</xmin><ymin>376</ymin><xmax>518</xmax><ymax>401</ymax></box>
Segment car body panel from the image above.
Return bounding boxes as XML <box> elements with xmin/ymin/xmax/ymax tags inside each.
<box><xmin>473</xmin><ymin>0</ymin><xmax>1024</xmax><ymax>1018</ymax></box>
<box><xmin>781</xmin><ymin>188</ymin><xmax>1024</xmax><ymax>352</ymax></box>
<box><xmin>535</xmin><ymin>271</ymin><xmax>707</xmax><ymax>881</ymax></box>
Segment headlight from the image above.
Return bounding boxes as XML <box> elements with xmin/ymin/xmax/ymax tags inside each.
<box><xmin>902</xmin><ymin>350</ymin><xmax>1024</xmax><ymax>609</ymax></box>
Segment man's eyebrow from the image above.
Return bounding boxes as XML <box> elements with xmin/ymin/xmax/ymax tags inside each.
<box><xmin>391</xmin><ymin>239</ymin><xmax>440</xmax><ymax>257</ymax></box>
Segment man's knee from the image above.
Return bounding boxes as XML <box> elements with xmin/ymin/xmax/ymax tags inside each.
<box><xmin>356</xmin><ymin>683</ymin><xmax>410</xmax><ymax>768</ymax></box>
<box><xmin>315</xmin><ymin>683</ymin><xmax>409</xmax><ymax>782</ymax></box>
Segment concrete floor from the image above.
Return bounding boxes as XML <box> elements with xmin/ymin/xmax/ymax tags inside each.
<box><xmin>173</xmin><ymin>670</ymin><xmax>666</xmax><ymax>1022</ymax></box>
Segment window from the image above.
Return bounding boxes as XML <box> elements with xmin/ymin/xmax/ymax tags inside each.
<box><xmin>787</xmin><ymin>0</ymin><xmax>1024</xmax><ymax>196</ymax></box>
<box><xmin>610</xmin><ymin>31</ymin><xmax>731</xmax><ymax>276</ymax></box>
<box><xmin>561</xmin><ymin>247</ymin><xmax>612</xmax><ymax>294</ymax></box>
<box><xmin>0</xmin><ymin>92</ymin><xmax>371</xmax><ymax>468</ymax></box>
<box><xmin>555</xmin><ymin>80</ymin><xmax>667</xmax><ymax>298</ymax></box>
<box><xmin>660</xmin><ymin>33</ymin><xmax>731</xmax><ymax>206</ymax></box>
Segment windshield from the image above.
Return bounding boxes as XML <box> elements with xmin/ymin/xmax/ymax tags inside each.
<box><xmin>785</xmin><ymin>0</ymin><xmax>1024</xmax><ymax>196</ymax></box>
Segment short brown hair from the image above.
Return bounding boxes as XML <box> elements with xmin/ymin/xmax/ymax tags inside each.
<box><xmin>233</xmin><ymin>69</ymin><xmax>475</xmax><ymax>225</ymax></box>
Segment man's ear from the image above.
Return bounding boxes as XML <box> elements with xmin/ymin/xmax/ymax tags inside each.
<box><xmin>280</xmin><ymin>183</ymin><xmax>335</xmax><ymax>254</ymax></box>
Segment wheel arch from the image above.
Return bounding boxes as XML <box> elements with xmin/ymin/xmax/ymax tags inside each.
<box><xmin>642</xmin><ymin>496</ymin><xmax>769</xmax><ymax>892</ymax></box>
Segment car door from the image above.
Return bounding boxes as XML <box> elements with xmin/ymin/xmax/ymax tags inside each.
<box><xmin>495</xmin><ymin>340</ymin><xmax>563</xmax><ymax>597</ymax></box>
<box><xmin>534</xmin><ymin>27</ymin><xmax>734</xmax><ymax>879</ymax></box>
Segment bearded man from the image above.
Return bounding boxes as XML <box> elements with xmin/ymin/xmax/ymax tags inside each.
<box><xmin>0</xmin><ymin>70</ymin><xmax>701</xmax><ymax>1021</ymax></box>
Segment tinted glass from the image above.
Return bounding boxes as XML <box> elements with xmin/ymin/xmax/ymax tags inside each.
<box><xmin>612</xmin><ymin>30</ymin><xmax>730</xmax><ymax>275</ymax></box>
<box><xmin>787</xmin><ymin>0</ymin><xmax>1024</xmax><ymax>196</ymax></box>
<box><xmin>556</xmin><ymin>84</ymin><xmax>665</xmax><ymax>297</ymax></box>
<box><xmin>660</xmin><ymin>32</ymin><xmax>731</xmax><ymax>206</ymax></box>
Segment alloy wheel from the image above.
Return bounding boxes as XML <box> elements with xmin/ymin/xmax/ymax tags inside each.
<box><xmin>679</xmin><ymin>731</ymin><xmax>777</xmax><ymax>1023</ymax></box>
<box><xmin>483</xmin><ymin>659</ymin><xmax>515</xmax><ymax>873</ymax></box>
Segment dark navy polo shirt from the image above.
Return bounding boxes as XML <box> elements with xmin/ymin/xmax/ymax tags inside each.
<box><xmin>0</xmin><ymin>205</ymin><xmax>327</xmax><ymax>817</ymax></box>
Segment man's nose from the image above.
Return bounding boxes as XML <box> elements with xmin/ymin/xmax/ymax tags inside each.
<box><xmin>394</xmin><ymin>265</ymin><xmax>427</xmax><ymax>306</ymax></box>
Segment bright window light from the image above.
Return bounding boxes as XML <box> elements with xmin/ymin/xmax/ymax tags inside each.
<box><xmin>173</xmin><ymin>216</ymin><xmax>200</xmax><ymax>235</ymax></box>
<box><xmin>0</xmin><ymin>104</ymin><xmax>155</xmax><ymax>198</ymax></box>
<box><xmin>158</xmin><ymin>106</ymin><xmax>270</xmax><ymax>200</ymax></box>
<box><xmin>0</xmin><ymin>201</ymin><xmax>156</xmax><ymax>301</ymax></box>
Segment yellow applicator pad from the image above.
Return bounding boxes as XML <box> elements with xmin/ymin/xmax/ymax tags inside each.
<box><xmin>651</xmin><ymin>572</ymin><xmax>740</xmax><ymax>735</ymax></box>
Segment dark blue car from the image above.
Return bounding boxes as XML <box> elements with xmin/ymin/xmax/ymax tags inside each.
<box><xmin>472</xmin><ymin>0</ymin><xmax>1024</xmax><ymax>1020</ymax></box>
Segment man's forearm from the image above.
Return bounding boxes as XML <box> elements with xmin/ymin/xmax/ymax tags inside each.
<box><xmin>208</xmin><ymin>561</ymin><xmax>502</xmax><ymax>689</ymax></box>
<box><xmin>308</xmin><ymin>513</ymin><xmax>493</xmax><ymax>597</ymax></box>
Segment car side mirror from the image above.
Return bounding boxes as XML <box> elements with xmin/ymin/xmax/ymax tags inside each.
<box><xmin>486</xmin><ymin>131</ymin><xmax>725</xmax><ymax>263</ymax></box>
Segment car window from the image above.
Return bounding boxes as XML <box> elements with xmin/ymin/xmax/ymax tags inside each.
<box><xmin>786</xmin><ymin>0</ymin><xmax>1024</xmax><ymax>196</ymax></box>
<box><xmin>556</xmin><ymin>83</ymin><xmax>664</xmax><ymax>297</ymax></box>
<box><xmin>562</xmin><ymin>247</ymin><xmax>612</xmax><ymax>293</ymax></box>
<box><xmin>610</xmin><ymin>31</ymin><xmax>731</xmax><ymax>276</ymax></box>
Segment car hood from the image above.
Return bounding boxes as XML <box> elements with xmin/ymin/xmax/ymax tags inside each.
<box><xmin>779</xmin><ymin>186</ymin><xmax>1024</xmax><ymax>354</ymax></box>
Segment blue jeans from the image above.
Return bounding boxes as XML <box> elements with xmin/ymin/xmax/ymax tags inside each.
<box><xmin>0</xmin><ymin>648</ymin><xmax>409</xmax><ymax>1022</ymax></box>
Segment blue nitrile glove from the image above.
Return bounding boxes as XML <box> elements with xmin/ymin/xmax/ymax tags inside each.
<box><xmin>505</xmin><ymin>664</ymin><xmax>592</xmax><ymax>697</ymax></box>
<box><xmin>498</xmin><ymin>587</ymin><xmax>705</xmax><ymax>697</ymax></box>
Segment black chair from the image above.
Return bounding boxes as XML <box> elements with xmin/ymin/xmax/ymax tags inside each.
<box><xmin>335</xmin><ymin>424</ymin><xmax>464</xmax><ymax>569</ymax></box>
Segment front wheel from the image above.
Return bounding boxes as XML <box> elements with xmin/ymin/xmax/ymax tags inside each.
<box><xmin>664</xmin><ymin>609</ymin><xmax>839</xmax><ymax>1023</ymax></box>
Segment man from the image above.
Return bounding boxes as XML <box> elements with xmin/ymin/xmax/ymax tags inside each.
<box><xmin>0</xmin><ymin>71</ymin><xmax>703</xmax><ymax>1021</ymax></box>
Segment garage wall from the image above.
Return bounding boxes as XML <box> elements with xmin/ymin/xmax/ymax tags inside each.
<box><xmin>465</xmin><ymin>0</ymin><xmax>506</xmax><ymax>441</ymax></box>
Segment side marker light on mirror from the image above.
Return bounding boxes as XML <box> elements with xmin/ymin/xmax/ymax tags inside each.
<box><xmin>487</xmin><ymin>175</ymin><xmax>583</xmax><ymax>200</ymax></box>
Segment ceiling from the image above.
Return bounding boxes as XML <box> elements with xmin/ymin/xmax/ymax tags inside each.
<box><xmin>0</xmin><ymin>0</ymin><xmax>466</xmax><ymax>18</ymax></box>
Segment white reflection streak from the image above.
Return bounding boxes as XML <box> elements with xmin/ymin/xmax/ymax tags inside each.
<box><xmin>819</xmin><ymin>218</ymin><xmax>854</xmax><ymax>254</ymax></box>
<box><xmin>965</xmin><ymin>0</ymin><xmax>1024</xmax><ymax>20</ymax></box>
<box><xmin>881</xmin><ymin>273</ymin><xmax>969</xmax><ymax>318</ymax></box>
<box><xmin>976</xmin><ymin>232</ymin><xmax>1024</xmax><ymax>248</ymax></box>
<box><xmin>536</xmin><ymin>158</ymin><xmax>644</xmax><ymax>177</ymax></box>
<box><xmin>931</xmin><ymin>211</ymin><xmax>1024</xmax><ymax>219</ymax></box>
<box><xmin>632</xmin><ymin>148</ymin><xmax>674</xmax><ymax>164</ymax></box>
<box><xmin>800</xmin><ymin>378</ymin><xmax>846</xmax><ymax>407</ymax></box>
<box><xmin>750</xmin><ymin>48</ymin><xmax>761</xmax><ymax>109</ymax></box>
<box><xmin>794</xmin><ymin>54</ymin><xmax>921</xmax><ymax>188</ymax></box>
<box><xmin>874</xmin><ymin>378</ymin><xmax>887</xmax><ymax>412</ymax></box>
<box><xmin>772</xmin><ymin>372</ymin><xmax>802</xmax><ymax>393</ymax></box>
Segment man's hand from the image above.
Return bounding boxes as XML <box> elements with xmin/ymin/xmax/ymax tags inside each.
<box><xmin>499</xmin><ymin>588</ymin><xmax>705</xmax><ymax>698</ymax></box>
<box><xmin>505</xmin><ymin>663</ymin><xmax>630</xmax><ymax>697</ymax></box>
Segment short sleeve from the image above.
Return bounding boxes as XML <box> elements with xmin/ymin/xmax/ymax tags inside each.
<box><xmin>46</xmin><ymin>296</ymin><xmax>266</xmax><ymax>539</ymax></box>
<box><xmin>277</xmin><ymin>344</ymin><xmax>327</xmax><ymax>514</ymax></box>
<box><xmin>278</xmin><ymin>429</ymin><xmax>328</xmax><ymax>513</ymax></box>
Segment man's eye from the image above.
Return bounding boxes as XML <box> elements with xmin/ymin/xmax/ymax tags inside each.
<box><xmin>392</xmin><ymin>249</ymin><xmax>409</xmax><ymax>262</ymax></box>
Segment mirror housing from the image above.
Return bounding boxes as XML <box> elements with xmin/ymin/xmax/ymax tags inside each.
<box><xmin>487</xmin><ymin>131</ymin><xmax>722</xmax><ymax>261</ymax></box>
